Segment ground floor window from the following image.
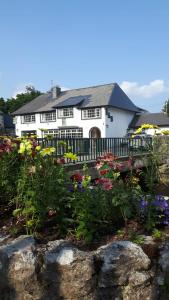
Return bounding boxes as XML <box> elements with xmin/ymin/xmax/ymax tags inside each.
<box><xmin>43</xmin><ymin>128</ymin><xmax>83</xmax><ymax>138</ymax></box>
<box><xmin>21</xmin><ymin>130</ymin><xmax>37</xmax><ymax>136</ymax></box>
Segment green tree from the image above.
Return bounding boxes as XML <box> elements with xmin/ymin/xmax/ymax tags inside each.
<box><xmin>0</xmin><ymin>97</ymin><xmax>7</xmax><ymax>113</ymax></box>
<box><xmin>162</xmin><ymin>99</ymin><xmax>169</xmax><ymax>116</ymax></box>
<box><xmin>6</xmin><ymin>85</ymin><xmax>42</xmax><ymax>113</ymax></box>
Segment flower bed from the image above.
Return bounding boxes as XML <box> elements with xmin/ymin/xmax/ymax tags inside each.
<box><xmin>0</xmin><ymin>135</ymin><xmax>168</xmax><ymax>244</ymax></box>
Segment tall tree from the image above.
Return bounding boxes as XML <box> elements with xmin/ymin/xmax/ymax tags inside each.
<box><xmin>0</xmin><ymin>97</ymin><xmax>7</xmax><ymax>113</ymax></box>
<box><xmin>162</xmin><ymin>99</ymin><xmax>169</xmax><ymax>116</ymax></box>
<box><xmin>6</xmin><ymin>85</ymin><xmax>42</xmax><ymax>113</ymax></box>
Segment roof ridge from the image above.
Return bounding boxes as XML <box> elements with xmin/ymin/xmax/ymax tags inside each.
<box><xmin>60</xmin><ymin>82</ymin><xmax>116</xmax><ymax>93</ymax></box>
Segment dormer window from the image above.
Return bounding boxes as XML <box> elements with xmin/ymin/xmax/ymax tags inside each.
<box><xmin>82</xmin><ymin>108</ymin><xmax>101</xmax><ymax>119</ymax></box>
<box><xmin>58</xmin><ymin>107</ymin><xmax>73</xmax><ymax>118</ymax></box>
<box><xmin>40</xmin><ymin>111</ymin><xmax>56</xmax><ymax>122</ymax></box>
<box><xmin>21</xmin><ymin>114</ymin><xmax>36</xmax><ymax>124</ymax></box>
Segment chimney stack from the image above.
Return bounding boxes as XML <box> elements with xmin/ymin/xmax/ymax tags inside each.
<box><xmin>52</xmin><ymin>86</ymin><xmax>61</xmax><ymax>99</ymax></box>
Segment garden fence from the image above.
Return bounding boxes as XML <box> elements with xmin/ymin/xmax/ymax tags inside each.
<box><xmin>37</xmin><ymin>137</ymin><xmax>152</xmax><ymax>163</ymax></box>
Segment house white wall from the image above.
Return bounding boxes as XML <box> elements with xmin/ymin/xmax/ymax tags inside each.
<box><xmin>15</xmin><ymin>107</ymin><xmax>106</xmax><ymax>138</ymax></box>
<box><xmin>15</xmin><ymin>107</ymin><xmax>135</xmax><ymax>138</ymax></box>
<box><xmin>105</xmin><ymin>107</ymin><xmax>135</xmax><ymax>137</ymax></box>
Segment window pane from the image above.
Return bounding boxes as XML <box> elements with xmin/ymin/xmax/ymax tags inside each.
<box><xmin>58</xmin><ymin>108</ymin><xmax>73</xmax><ymax>118</ymax></box>
<box><xmin>82</xmin><ymin>108</ymin><xmax>101</xmax><ymax>119</ymax></box>
<box><xmin>41</xmin><ymin>112</ymin><xmax>56</xmax><ymax>122</ymax></box>
<box><xmin>22</xmin><ymin>114</ymin><xmax>36</xmax><ymax>123</ymax></box>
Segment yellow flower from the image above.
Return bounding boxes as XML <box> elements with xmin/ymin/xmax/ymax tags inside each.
<box><xmin>40</xmin><ymin>147</ymin><xmax>56</xmax><ymax>156</ymax></box>
<box><xmin>131</xmin><ymin>176</ymin><xmax>139</xmax><ymax>184</ymax></box>
<box><xmin>35</xmin><ymin>145</ymin><xmax>41</xmax><ymax>151</ymax></box>
<box><xmin>18</xmin><ymin>140</ymin><xmax>32</xmax><ymax>154</ymax></box>
<box><xmin>64</xmin><ymin>152</ymin><xmax>78</xmax><ymax>161</ymax></box>
<box><xmin>161</xmin><ymin>130</ymin><xmax>169</xmax><ymax>135</ymax></box>
<box><xmin>132</xmin><ymin>123</ymin><xmax>159</xmax><ymax>137</ymax></box>
<box><xmin>18</xmin><ymin>142</ymin><xmax>26</xmax><ymax>154</ymax></box>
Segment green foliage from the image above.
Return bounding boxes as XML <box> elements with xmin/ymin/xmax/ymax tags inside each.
<box><xmin>14</xmin><ymin>154</ymin><xmax>70</xmax><ymax>235</ymax></box>
<box><xmin>0</xmin><ymin>147</ymin><xmax>20</xmax><ymax>204</ymax></box>
<box><xmin>5</xmin><ymin>85</ymin><xmax>42</xmax><ymax>113</ymax></box>
<box><xmin>163</xmin><ymin>99</ymin><xmax>169</xmax><ymax>116</ymax></box>
<box><xmin>0</xmin><ymin>97</ymin><xmax>7</xmax><ymax>113</ymax></box>
<box><xmin>152</xmin><ymin>229</ymin><xmax>163</xmax><ymax>239</ymax></box>
<box><xmin>129</xmin><ymin>231</ymin><xmax>145</xmax><ymax>245</ymax></box>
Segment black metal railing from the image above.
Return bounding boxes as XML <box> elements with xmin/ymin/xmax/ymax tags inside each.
<box><xmin>37</xmin><ymin>137</ymin><xmax>152</xmax><ymax>163</ymax></box>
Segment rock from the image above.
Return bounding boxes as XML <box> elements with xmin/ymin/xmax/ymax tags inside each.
<box><xmin>0</xmin><ymin>235</ymin><xmax>41</xmax><ymax>300</ymax></box>
<box><xmin>158</xmin><ymin>242</ymin><xmax>169</xmax><ymax>273</ymax></box>
<box><xmin>95</xmin><ymin>241</ymin><xmax>154</xmax><ymax>299</ymax></box>
<box><xmin>156</xmin><ymin>242</ymin><xmax>169</xmax><ymax>299</ymax></box>
<box><xmin>40</xmin><ymin>240</ymin><xmax>97</xmax><ymax>300</ymax></box>
<box><xmin>141</xmin><ymin>235</ymin><xmax>159</xmax><ymax>259</ymax></box>
<box><xmin>0</xmin><ymin>234</ymin><xmax>10</xmax><ymax>245</ymax></box>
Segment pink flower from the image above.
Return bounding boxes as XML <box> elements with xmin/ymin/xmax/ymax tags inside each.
<box><xmin>102</xmin><ymin>182</ymin><xmax>113</xmax><ymax>190</ymax></box>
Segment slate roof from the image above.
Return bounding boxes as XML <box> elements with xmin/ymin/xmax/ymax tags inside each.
<box><xmin>129</xmin><ymin>112</ymin><xmax>169</xmax><ymax>128</ymax></box>
<box><xmin>12</xmin><ymin>83</ymin><xmax>141</xmax><ymax>115</ymax></box>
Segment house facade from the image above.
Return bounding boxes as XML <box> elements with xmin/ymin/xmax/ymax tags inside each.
<box><xmin>12</xmin><ymin>83</ymin><xmax>142</xmax><ymax>138</ymax></box>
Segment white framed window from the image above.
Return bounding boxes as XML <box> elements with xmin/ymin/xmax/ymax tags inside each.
<box><xmin>21</xmin><ymin>114</ymin><xmax>36</xmax><ymax>124</ymax></box>
<box><xmin>60</xmin><ymin>128</ymin><xmax>83</xmax><ymax>138</ymax></box>
<box><xmin>43</xmin><ymin>128</ymin><xmax>83</xmax><ymax>138</ymax></box>
<box><xmin>82</xmin><ymin>108</ymin><xmax>101</xmax><ymax>119</ymax></box>
<box><xmin>21</xmin><ymin>130</ymin><xmax>36</xmax><ymax>136</ymax></box>
<box><xmin>43</xmin><ymin>129</ymin><xmax>59</xmax><ymax>137</ymax></box>
<box><xmin>13</xmin><ymin>117</ymin><xmax>17</xmax><ymax>124</ymax></box>
<box><xmin>58</xmin><ymin>108</ymin><xmax>73</xmax><ymax>118</ymax></box>
<box><xmin>40</xmin><ymin>112</ymin><xmax>56</xmax><ymax>122</ymax></box>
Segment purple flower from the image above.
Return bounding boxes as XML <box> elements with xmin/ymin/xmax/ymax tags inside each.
<box><xmin>140</xmin><ymin>198</ymin><xmax>148</xmax><ymax>209</ymax></box>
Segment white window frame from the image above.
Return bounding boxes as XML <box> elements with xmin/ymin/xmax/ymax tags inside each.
<box><xmin>81</xmin><ymin>108</ymin><xmax>101</xmax><ymax>119</ymax></box>
<box><xmin>21</xmin><ymin>114</ymin><xmax>36</xmax><ymax>124</ymax></box>
<box><xmin>57</xmin><ymin>107</ymin><xmax>73</xmax><ymax>118</ymax></box>
<box><xmin>43</xmin><ymin>128</ymin><xmax>83</xmax><ymax>138</ymax></box>
<box><xmin>43</xmin><ymin>129</ymin><xmax>59</xmax><ymax>138</ymax></box>
<box><xmin>40</xmin><ymin>111</ymin><xmax>56</xmax><ymax>123</ymax></box>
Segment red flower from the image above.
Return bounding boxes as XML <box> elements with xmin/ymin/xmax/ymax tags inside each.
<box><xmin>71</xmin><ymin>173</ymin><xmax>83</xmax><ymax>182</ymax></box>
<box><xmin>56</xmin><ymin>158</ymin><xmax>65</xmax><ymax>165</ymax></box>
<box><xmin>100</xmin><ymin>169</ymin><xmax>109</xmax><ymax>176</ymax></box>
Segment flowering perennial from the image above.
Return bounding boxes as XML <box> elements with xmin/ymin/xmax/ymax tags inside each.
<box><xmin>140</xmin><ymin>195</ymin><xmax>169</xmax><ymax>225</ymax></box>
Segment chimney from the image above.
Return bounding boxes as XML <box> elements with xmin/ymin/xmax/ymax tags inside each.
<box><xmin>52</xmin><ymin>86</ymin><xmax>61</xmax><ymax>99</ymax></box>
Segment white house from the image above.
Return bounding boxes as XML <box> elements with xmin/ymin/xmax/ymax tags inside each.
<box><xmin>12</xmin><ymin>83</ymin><xmax>143</xmax><ymax>138</ymax></box>
<box><xmin>129</xmin><ymin>112</ymin><xmax>169</xmax><ymax>135</ymax></box>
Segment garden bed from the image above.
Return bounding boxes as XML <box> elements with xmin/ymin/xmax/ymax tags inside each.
<box><xmin>0</xmin><ymin>135</ymin><xmax>169</xmax><ymax>249</ymax></box>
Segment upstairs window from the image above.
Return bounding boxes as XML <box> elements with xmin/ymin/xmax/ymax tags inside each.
<box><xmin>40</xmin><ymin>111</ymin><xmax>56</xmax><ymax>122</ymax></box>
<box><xmin>82</xmin><ymin>108</ymin><xmax>101</xmax><ymax>119</ymax></box>
<box><xmin>21</xmin><ymin>114</ymin><xmax>36</xmax><ymax>124</ymax></box>
<box><xmin>58</xmin><ymin>108</ymin><xmax>73</xmax><ymax>118</ymax></box>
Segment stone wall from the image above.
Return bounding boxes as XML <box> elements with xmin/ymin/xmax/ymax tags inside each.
<box><xmin>1</xmin><ymin>235</ymin><xmax>169</xmax><ymax>300</ymax></box>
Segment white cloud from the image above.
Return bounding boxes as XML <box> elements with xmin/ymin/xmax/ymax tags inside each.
<box><xmin>61</xmin><ymin>86</ymin><xmax>69</xmax><ymax>91</ymax></box>
<box><xmin>12</xmin><ymin>83</ymin><xmax>34</xmax><ymax>98</ymax></box>
<box><xmin>120</xmin><ymin>80</ymin><xmax>169</xmax><ymax>99</ymax></box>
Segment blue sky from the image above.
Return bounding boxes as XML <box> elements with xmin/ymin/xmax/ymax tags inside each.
<box><xmin>0</xmin><ymin>0</ymin><xmax>169</xmax><ymax>112</ymax></box>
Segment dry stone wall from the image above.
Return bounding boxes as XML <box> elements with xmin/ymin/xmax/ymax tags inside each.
<box><xmin>1</xmin><ymin>235</ymin><xmax>168</xmax><ymax>300</ymax></box>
